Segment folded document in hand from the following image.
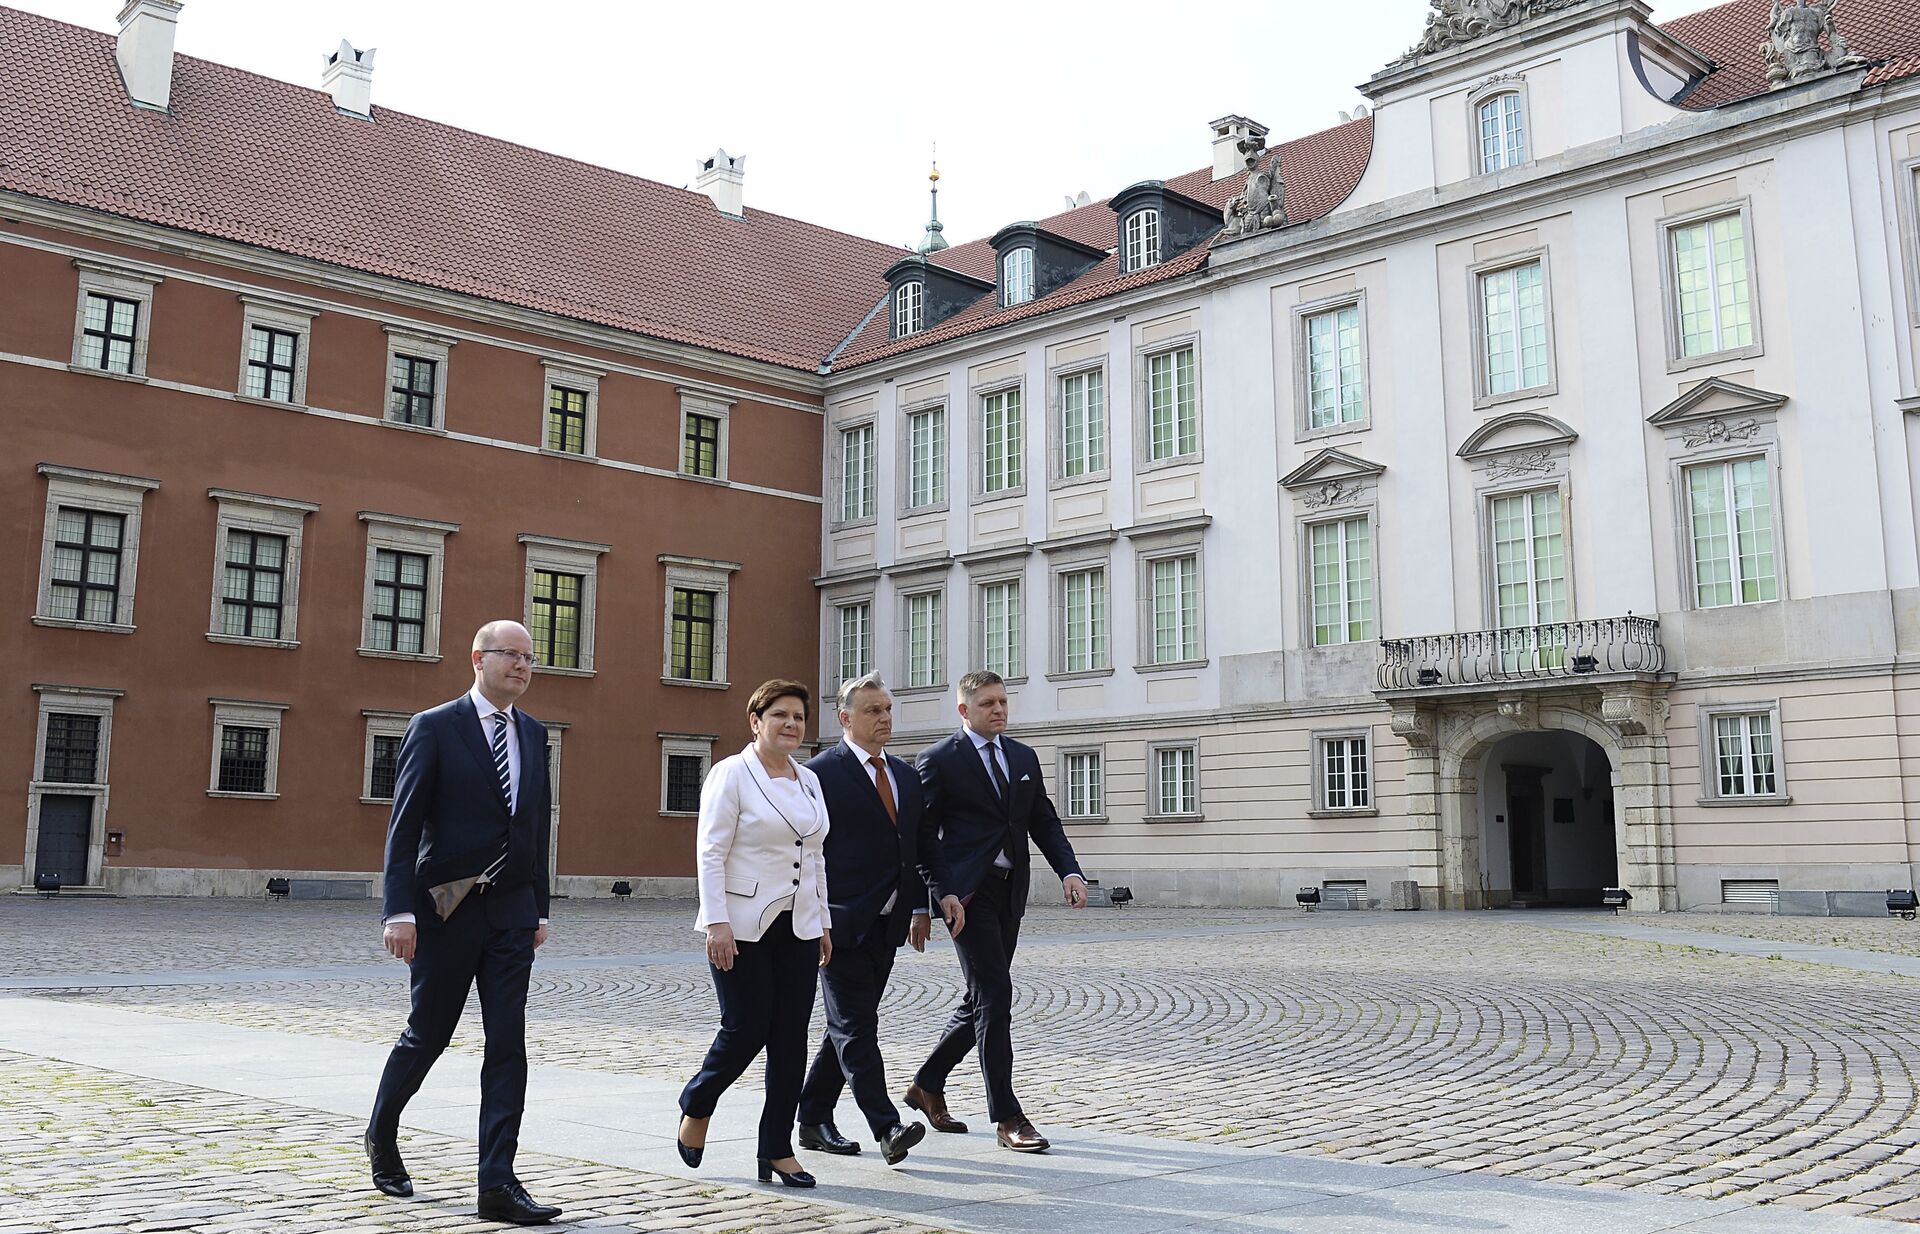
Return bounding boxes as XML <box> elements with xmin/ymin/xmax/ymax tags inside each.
<box><xmin>427</xmin><ymin>875</ymin><xmax>488</xmax><ymax>921</ymax></box>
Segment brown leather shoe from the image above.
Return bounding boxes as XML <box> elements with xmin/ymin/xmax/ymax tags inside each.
<box><xmin>902</xmin><ymin>1083</ymin><xmax>968</xmax><ymax>1134</ymax></box>
<box><xmin>996</xmin><ymin>1117</ymin><xmax>1049</xmax><ymax>1153</ymax></box>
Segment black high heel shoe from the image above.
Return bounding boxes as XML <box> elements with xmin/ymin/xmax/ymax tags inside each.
<box><xmin>676</xmin><ymin>1117</ymin><xmax>704</xmax><ymax>1168</ymax></box>
<box><xmin>758</xmin><ymin>1158</ymin><xmax>816</xmax><ymax>1188</ymax></box>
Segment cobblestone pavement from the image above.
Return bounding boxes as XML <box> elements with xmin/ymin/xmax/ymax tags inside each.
<box><xmin>6</xmin><ymin>899</ymin><xmax>1920</xmax><ymax>1225</ymax></box>
<box><xmin>1613</xmin><ymin>913</ymin><xmax>1920</xmax><ymax>958</ymax></box>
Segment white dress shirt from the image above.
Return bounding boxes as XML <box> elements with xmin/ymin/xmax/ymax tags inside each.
<box><xmin>841</xmin><ymin>735</ymin><xmax>917</xmax><ymax>915</ymax></box>
<box><xmin>963</xmin><ymin>726</ymin><xmax>1015</xmax><ymax>870</ymax></box>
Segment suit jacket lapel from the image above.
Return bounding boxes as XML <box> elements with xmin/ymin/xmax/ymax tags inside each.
<box><xmin>451</xmin><ymin>697</ymin><xmax>511</xmax><ymax>814</ymax></box>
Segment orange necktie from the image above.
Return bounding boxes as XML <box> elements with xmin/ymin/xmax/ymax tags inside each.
<box><xmin>869</xmin><ymin>756</ymin><xmax>897</xmax><ymax>826</ymax></box>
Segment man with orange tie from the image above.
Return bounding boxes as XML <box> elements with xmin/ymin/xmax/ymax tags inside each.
<box><xmin>795</xmin><ymin>673</ymin><xmax>963</xmax><ymax>1164</ymax></box>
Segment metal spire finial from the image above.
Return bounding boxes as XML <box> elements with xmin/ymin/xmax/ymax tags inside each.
<box><xmin>917</xmin><ymin>144</ymin><xmax>949</xmax><ymax>254</ymax></box>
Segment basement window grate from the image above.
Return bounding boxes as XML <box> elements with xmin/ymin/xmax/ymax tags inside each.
<box><xmin>1721</xmin><ymin>879</ymin><xmax>1779</xmax><ymax>908</ymax></box>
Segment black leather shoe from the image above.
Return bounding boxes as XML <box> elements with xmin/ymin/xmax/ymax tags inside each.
<box><xmin>797</xmin><ymin>1121</ymin><xmax>860</xmax><ymax>1155</ymax></box>
<box><xmin>477</xmin><ymin>1182</ymin><xmax>561</xmax><ymax>1225</ymax></box>
<box><xmin>879</xmin><ymin>1120</ymin><xmax>926</xmax><ymax>1165</ymax></box>
<box><xmin>363</xmin><ymin>1131</ymin><xmax>412</xmax><ymax>1198</ymax></box>
<box><xmin>676</xmin><ymin>1115</ymin><xmax>704</xmax><ymax>1168</ymax></box>
<box><xmin>758</xmin><ymin>1157</ymin><xmax>816</xmax><ymax>1188</ymax></box>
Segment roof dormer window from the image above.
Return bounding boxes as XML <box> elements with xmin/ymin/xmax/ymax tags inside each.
<box><xmin>1476</xmin><ymin>90</ymin><xmax>1527</xmax><ymax>173</ymax></box>
<box><xmin>1124</xmin><ymin>209</ymin><xmax>1161</xmax><ymax>272</ymax></box>
<box><xmin>1001</xmin><ymin>247</ymin><xmax>1035</xmax><ymax>307</ymax></box>
<box><xmin>894</xmin><ymin>280</ymin><xmax>924</xmax><ymax>338</ymax></box>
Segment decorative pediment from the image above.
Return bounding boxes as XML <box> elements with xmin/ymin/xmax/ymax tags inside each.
<box><xmin>1280</xmin><ymin>449</ymin><xmax>1385</xmax><ymax>509</ymax></box>
<box><xmin>1647</xmin><ymin>378</ymin><xmax>1787</xmax><ymax>428</ymax></box>
<box><xmin>1456</xmin><ymin>411</ymin><xmax>1578</xmax><ymax>461</ymax></box>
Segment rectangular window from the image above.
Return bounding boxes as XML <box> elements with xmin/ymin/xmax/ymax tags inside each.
<box><xmin>666</xmin><ymin>754</ymin><xmax>706</xmax><ymax>813</ymax></box>
<box><xmin>79</xmin><ymin>293</ymin><xmax>140</xmax><ymax>374</ymax></box>
<box><xmin>42</xmin><ymin>713</ymin><xmax>101</xmax><ymax>784</ymax></box>
<box><xmin>1060</xmin><ymin>370</ymin><xmax>1105</xmax><ymax>478</ymax></box>
<box><xmin>370</xmin><ymin>549</ymin><xmax>429</xmax><ymax>654</ymax></box>
<box><xmin>1320</xmin><ymin>734</ymin><xmax>1372</xmax><ymax>810</ymax></box>
<box><xmin>671</xmin><ymin>588</ymin><xmax>717</xmax><ymax>681</ymax></box>
<box><xmin>1305</xmin><ymin>306</ymin><xmax>1365</xmax><ymax>429</ymax></box>
<box><xmin>217</xmin><ymin>726</ymin><xmax>270</xmax><ymax>794</ymax></box>
<box><xmin>546</xmin><ymin>386</ymin><xmax>589</xmax><ymax>455</ymax></box>
<box><xmin>1309</xmin><ymin>517</ymin><xmax>1373</xmax><ymax>646</ymax></box>
<box><xmin>1064</xmin><ymin>750</ymin><xmax>1103</xmax><ymax>819</ymax></box>
<box><xmin>1151</xmin><ymin>555</ymin><xmax>1199</xmax><ymax>664</ymax></box>
<box><xmin>1490</xmin><ymin>489</ymin><xmax>1567</xmax><ymax>671</ymax></box>
<box><xmin>837</xmin><ymin>602</ymin><xmax>872</xmax><ymax>685</ymax></box>
<box><xmin>1154</xmin><ymin>745</ymin><xmax>1197</xmax><ymax>816</ymax></box>
<box><xmin>1062</xmin><ymin>567</ymin><xmax>1107</xmax><ymax>673</ymax></box>
<box><xmin>1714</xmin><ymin>712</ymin><xmax>1778</xmax><ymax>797</ymax></box>
<box><xmin>387</xmin><ymin>354</ymin><xmax>438</xmax><ymax>426</ymax></box>
<box><xmin>906</xmin><ymin>591</ymin><xmax>944</xmax><ymax>688</ymax></box>
<box><xmin>1148</xmin><ymin>347</ymin><xmax>1197</xmax><ymax>461</ymax></box>
<box><xmin>369</xmin><ymin>734</ymin><xmax>402</xmax><ymax>802</ymax></box>
<box><xmin>982</xmin><ymin>579</ymin><xmax>1022</xmax><ymax>678</ymax></box>
<box><xmin>530</xmin><ymin>569</ymin><xmax>583</xmax><ymax>669</ymax></box>
<box><xmin>1672</xmin><ymin>213</ymin><xmax>1754</xmax><ymax>358</ymax></box>
<box><xmin>683</xmin><ymin>412</ymin><xmax>721</xmax><ymax>477</ymax></box>
<box><xmin>48</xmin><ymin>508</ymin><xmax>123</xmax><ymax>624</ymax></box>
<box><xmin>840</xmin><ymin>424</ymin><xmax>876</xmax><ymax>521</ymax></box>
<box><xmin>220</xmin><ymin>530</ymin><xmax>287</xmax><ymax>641</ymax></box>
<box><xmin>244</xmin><ymin>326</ymin><xmax>299</xmax><ymax>401</ymax></box>
<box><xmin>983</xmin><ymin>389</ymin><xmax>1023</xmax><ymax>493</ymax></box>
<box><xmin>907</xmin><ymin>407</ymin><xmax>947</xmax><ymax>508</ymax></box>
<box><xmin>1480</xmin><ymin>261</ymin><xmax>1549</xmax><ymax>396</ymax></box>
<box><xmin>1478</xmin><ymin>93</ymin><xmax>1526</xmax><ymax>172</ymax></box>
<box><xmin>1687</xmin><ymin>458</ymin><xmax>1777</xmax><ymax>608</ymax></box>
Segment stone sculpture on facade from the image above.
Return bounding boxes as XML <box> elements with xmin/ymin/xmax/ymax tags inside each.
<box><xmin>1221</xmin><ymin>135</ymin><xmax>1283</xmax><ymax>238</ymax></box>
<box><xmin>1762</xmin><ymin>0</ymin><xmax>1868</xmax><ymax>89</ymax></box>
<box><xmin>1407</xmin><ymin>0</ymin><xmax>1585</xmax><ymax>58</ymax></box>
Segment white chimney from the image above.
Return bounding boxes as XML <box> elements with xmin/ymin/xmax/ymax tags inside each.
<box><xmin>696</xmin><ymin>149</ymin><xmax>746</xmax><ymax>217</ymax></box>
<box><xmin>323</xmin><ymin>40</ymin><xmax>376</xmax><ymax>118</ymax></box>
<box><xmin>1209</xmin><ymin>114</ymin><xmax>1269</xmax><ymax>180</ymax></box>
<box><xmin>116</xmin><ymin>0</ymin><xmax>183</xmax><ymax>111</ymax></box>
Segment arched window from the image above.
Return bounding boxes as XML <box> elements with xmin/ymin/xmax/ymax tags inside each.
<box><xmin>1000</xmin><ymin>247</ymin><xmax>1035</xmax><ymax>307</ymax></box>
<box><xmin>1477</xmin><ymin>92</ymin><xmax>1527</xmax><ymax>173</ymax></box>
<box><xmin>894</xmin><ymin>280</ymin><xmax>924</xmax><ymax>337</ymax></box>
<box><xmin>1123</xmin><ymin>209</ymin><xmax>1161</xmax><ymax>272</ymax></box>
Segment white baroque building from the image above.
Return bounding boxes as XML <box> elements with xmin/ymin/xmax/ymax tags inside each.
<box><xmin>816</xmin><ymin>0</ymin><xmax>1920</xmax><ymax>912</ymax></box>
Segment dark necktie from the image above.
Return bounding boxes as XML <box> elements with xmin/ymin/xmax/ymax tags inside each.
<box><xmin>485</xmin><ymin>712</ymin><xmax>513</xmax><ymax>881</ymax></box>
<box><xmin>985</xmin><ymin>739</ymin><xmax>1011</xmax><ymax>799</ymax></box>
<box><xmin>869</xmin><ymin>756</ymin><xmax>897</xmax><ymax>826</ymax></box>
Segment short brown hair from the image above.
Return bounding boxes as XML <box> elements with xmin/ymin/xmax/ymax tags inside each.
<box><xmin>957</xmin><ymin>669</ymin><xmax>1004</xmax><ymax>703</ymax></box>
<box><xmin>747</xmin><ymin>678</ymin><xmax>811</xmax><ymax>722</ymax></box>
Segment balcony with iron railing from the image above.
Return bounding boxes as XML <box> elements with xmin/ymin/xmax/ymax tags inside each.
<box><xmin>1377</xmin><ymin>615</ymin><xmax>1665</xmax><ymax>693</ymax></box>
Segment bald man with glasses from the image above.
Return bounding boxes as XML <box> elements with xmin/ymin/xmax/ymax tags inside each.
<box><xmin>366</xmin><ymin>620</ymin><xmax>560</xmax><ymax>1225</ymax></box>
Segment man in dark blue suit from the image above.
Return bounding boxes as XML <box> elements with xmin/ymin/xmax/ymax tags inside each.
<box><xmin>796</xmin><ymin>673</ymin><xmax>964</xmax><ymax>1165</ymax></box>
<box><xmin>366</xmin><ymin>620</ymin><xmax>560</xmax><ymax>1225</ymax></box>
<box><xmin>907</xmin><ymin>669</ymin><xmax>1087</xmax><ymax>1154</ymax></box>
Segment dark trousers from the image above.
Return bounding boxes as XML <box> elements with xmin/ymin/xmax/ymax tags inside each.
<box><xmin>679</xmin><ymin>912</ymin><xmax>820</xmax><ymax>1159</ymax></box>
<box><xmin>368</xmin><ymin>896</ymin><xmax>535</xmax><ymax>1190</ymax></box>
<box><xmin>797</xmin><ymin>910</ymin><xmax>902</xmax><ymax>1137</ymax></box>
<box><xmin>916</xmin><ymin>870</ymin><xmax>1023</xmax><ymax>1122</ymax></box>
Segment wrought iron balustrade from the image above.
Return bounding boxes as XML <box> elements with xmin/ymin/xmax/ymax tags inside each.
<box><xmin>1378</xmin><ymin>615</ymin><xmax>1664</xmax><ymax>691</ymax></box>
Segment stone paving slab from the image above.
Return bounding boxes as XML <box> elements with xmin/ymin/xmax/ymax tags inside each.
<box><xmin>1533</xmin><ymin>914</ymin><xmax>1920</xmax><ymax>979</ymax></box>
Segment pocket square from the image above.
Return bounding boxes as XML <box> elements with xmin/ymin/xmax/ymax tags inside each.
<box><xmin>1019</xmin><ymin>774</ymin><xmax>1031</xmax><ymax>781</ymax></box>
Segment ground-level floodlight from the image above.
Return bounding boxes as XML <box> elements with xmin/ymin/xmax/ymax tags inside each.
<box><xmin>1601</xmin><ymin>887</ymin><xmax>1632</xmax><ymax>914</ymax></box>
<box><xmin>1296</xmin><ymin>886</ymin><xmax>1321</xmax><ymax>911</ymax></box>
<box><xmin>265</xmin><ymin>877</ymin><xmax>290</xmax><ymax>899</ymax></box>
<box><xmin>34</xmin><ymin>872</ymin><xmax>60</xmax><ymax>898</ymax></box>
<box><xmin>610</xmin><ymin>880</ymin><xmax>633</xmax><ymax>899</ymax></box>
<box><xmin>1888</xmin><ymin>889</ymin><xmax>1917</xmax><ymax>920</ymax></box>
<box><xmin>1108</xmin><ymin>885</ymin><xmax>1133</xmax><ymax>907</ymax></box>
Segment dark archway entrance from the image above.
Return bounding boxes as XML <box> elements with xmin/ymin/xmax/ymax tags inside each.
<box><xmin>1480</xmin><ymin>731</ymin><xmax>1618</xmax><ymax>906</ymax></box>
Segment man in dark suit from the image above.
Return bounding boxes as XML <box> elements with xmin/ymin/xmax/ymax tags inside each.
<box><xmin>796</xmin><ymin>673</ymin><xmax>964</xmax><ymax>1165</ymax></box>
<box><xmin>366</xmin><ymin>620</ymin><xmax>561</xmax><ymax>1225</ymax></box>
<box><xmin>907</xmin><ymin>669</ymin><xmax>1087</xmax><ymax>1153</ymax></box>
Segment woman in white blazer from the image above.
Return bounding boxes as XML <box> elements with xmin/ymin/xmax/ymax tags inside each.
<box><xmin>677</xmin><ymin>679</ymin><xmax>831</xmax><ymax>1188</ymax></box>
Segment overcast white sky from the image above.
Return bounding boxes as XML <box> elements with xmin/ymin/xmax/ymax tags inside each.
<box><xmin>17</xmin><ymin>0</ymin><xmax>1726</xmax><ymax>249</ymax></box>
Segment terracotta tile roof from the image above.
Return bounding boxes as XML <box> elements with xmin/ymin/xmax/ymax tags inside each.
<box><xmin>831</xmin><ymin>117</ymin><xmax>1375</xmax><ymax>369</ymax></box>
<box><xmin>1660</xmin><ymin>0</ymin><xmax>1920</xmax><ymax>108</ymax></box>
<box><xmin>0</xmin><ymin>5</ymin><xmax>906</xmax><ymax>372</ymax></box>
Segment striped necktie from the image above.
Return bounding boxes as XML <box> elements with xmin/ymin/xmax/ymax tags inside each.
<box><xmin>485</xmin><ymin>712</ymin><xmax>513</xmax><ymax>881</ymax></box>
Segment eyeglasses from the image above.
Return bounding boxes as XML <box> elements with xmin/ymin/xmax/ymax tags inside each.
<box><xmin>480</xmin><ymin>648</ymin><xmax>539</xmax><ymax>667</ymax></box>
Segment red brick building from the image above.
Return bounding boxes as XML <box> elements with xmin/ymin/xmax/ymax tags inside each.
<box><xmin>0</xmin><ymin>2</ymin><xmax>900</xmax><ymax>895</ymax></box>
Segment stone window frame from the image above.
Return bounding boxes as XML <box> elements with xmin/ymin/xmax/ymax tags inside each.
<box><xmin>236</xmin><ymin>296</ymin><xmax>317</xmax><ymax>406</ymax></box>
<box><xmin>1043</xmin><ymin>531</ymin><xmax>1116</xmax><ymax>682</ymax></box>
<box><xmin>381</xmin><ymin>325</ymin><xmax>456</xmax><ymax>433</ymax></box>
<box><xmin>1474</xmin><ymin>472</ymin><xmax>1577</xmax><ymax>633</ymax></box>
<box><xmin>831</xmin><ymin>413</ymin><xmax>879</xmax><ymax>530</ymax></box>
<box><xmin>356</xmin><ymin>510</ymin><xmax>459</xmax><ymax>662</ymax></box>
<box><xmin>69</xmin><ymin>259</ymin><xmax>161</xmax><ymax>380</ymax></box>
<box><xmin>820</xmin><ymin>575</ymin><xmax>879</xmax><ymax>700</ymax></box>
<box><xmin>1144</xmin><ymin>738</ymin><xmax>1202</xmax><ymax>822</ymax></box>
<box><xmin>1901</xmin><ymin>156</ymin><xmax>1920</xmax><ymax>339</ymax></box>
<box><xmin>520</xmin><ymin>534</ymin><xmax>610</xmax><ymax>676</ymax></box>
<box><xmin>1696</xmin><ymin>699</ymin><xmax>1792</xmax><ymax>807</ymax></box>
<box><xmin>1292</xmin><ymin>290</ymin><xmax>1372</xmax><ymax>442</ymax></box>
<box><xmin>1057</xmin><ymin>745</ymin><xmax>1107</xmax><ymax>823</ymax></box>
<box><xmin>891</xmin><ymin>561</ymin><xmax>952</xmax><ymax>696</ymax></box>
<box><xmin>361</xmin><ymin>709</ymin><xmax>412</xmax><ymax>804</ymax></box>
<box><xmin>1133</xmin><ymin>332</ymin><xmax>1205</xmax><ymax>472</ymax></box>
<box><xmin>971</xmin><ymin>375</ymin><xmax>1029</xmax><ymax>505</ymax></box>
<box><xmin>33</xmin><ymin>464</ymin><xmax>160</xmax><ymax>636</ymax></box>
<box><xmin>1659</xmin><ymin>411</ymin><xmax>1788</xmax><ymax>614</ymax></box>
<box><xmin>660</xmin><ymin>732</ymin><xmax>718</xmax><ymax>818</ymax></box>
<box><xmin>1297</xmin><ymin>500</ymin><xmax>1380</xmax><ymax>650</ymax></box>
<box><xmin>660</xmin><ymin>553</ymin><xmax>740</xmax><ymax>689</ymax></box>
<box><xmin>26</xmin><ymin>684</ymin><xmax>122</xmax><ymax>889</ymax></box>
<box><xmin>677</xmin><ymin>387</ymin><xmax>734</xmax><ymax>482</ymax></box>
<box><xmin>1468</xmin><ymin>76</ymin><xmax>1531</xmax><ymax>176</ymax></box>
<box><xmin>1047</xmin><ymin>357</ymin><xmax>1111</xmax><ymax>489</ymax></box>
<box><xmin>206</xmin><ymin>489</ymin><xmax>319</xmax><ymax>650</ymax></box>
<box><xmin>1128</xmin><ymin>519</ymin><xmax>1208</xmax><ymax>673</ymax></box>
<box><xmin>896</xmin><ymin>396</ymin><xmax>951</xmax><ymax>516</ymax></box>
<box><xmin>1657</xmin><ymin>197</ymin><xmax>1766</xmax><ymax>374</ymax></box>
<box><xmin>540</xmin><ymin>360</ymin><xmax>605</xmax><ymax>460</ymax></box>
<box><xmin>1310</xmin><ymin>725</ymin><xmax>1379</xmax><ymax>818</ymax></box>
<box><xmin>965</xmin><ymin>547</ymin><xmax>1030</xmax><ymax>685</ymax></box>
<box><xmin>1468</xmin><ymin>247</ymin><xmax>1559</xmax><ymax>410</ymax></box>
<box><xmin>541</xmin><ymin>720</ymin><xmax>567</xmax><ymax>894</ymax></box>
<box><xmin>207</xmin><ymin>697</ymin><xmax>289</xmax><ymax>800</ymax></box>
